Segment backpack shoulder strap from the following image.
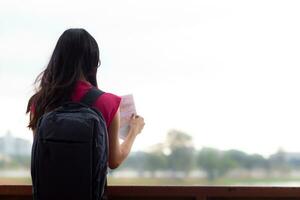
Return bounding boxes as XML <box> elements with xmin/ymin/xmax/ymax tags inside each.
<box><xmin>80</xmin><ymin>87</ymin><xmax>105</xmax><ymax>107</ymax></box>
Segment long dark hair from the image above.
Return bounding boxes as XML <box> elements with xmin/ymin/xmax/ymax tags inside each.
<box><xmin>26</xmin><ymin>28</ymin><xmax>100</xmax><ymax>130</ymax></box>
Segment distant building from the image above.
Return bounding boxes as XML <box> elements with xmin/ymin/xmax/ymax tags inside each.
<box><xmin>285</xmin><ymin>152</ymin><xmax>300</xmax><ymax>162</ymax></box>
<box><xmin>284</xmin><ymin>152</ymin><xmax>300</xmax><ymax>167</ymax></box>
<box><xmin>0</xmin><ymin>131</ymin><xmax>31</xmax><ymax>156</ymax></box>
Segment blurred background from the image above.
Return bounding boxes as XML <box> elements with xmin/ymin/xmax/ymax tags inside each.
<box><xmin>1</xmin><ymin>0</ymin><xmax>300</xmax><ymax>186</ymax></box>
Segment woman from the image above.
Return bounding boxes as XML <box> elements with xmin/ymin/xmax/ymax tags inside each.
<box><xmin>26</xmin><ymin>28</ymin><xmax>145</xmax><ymax>169</ymax></box>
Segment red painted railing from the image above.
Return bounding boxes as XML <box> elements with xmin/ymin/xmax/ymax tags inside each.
<box><xmin>1</xmin><ymin>185</ymin><xmax>300</xmax><ymax>200</ymax></box>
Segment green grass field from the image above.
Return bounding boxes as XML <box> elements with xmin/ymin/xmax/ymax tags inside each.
<box><xmin>0</xmin><ymin>177</ymin><xmax>32</xmax><ymax>185</ymax></box>
<box><xmin>108</xmin><ymin>177</ymin><xmax>300</xmax><ymax>186</ymax></box>
<box><xmin>2</xmin><ymin>176</ymin><xmax>300</xmax><ymax>186</ymax></box>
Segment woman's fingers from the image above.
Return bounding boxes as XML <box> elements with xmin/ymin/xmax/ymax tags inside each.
<box><xmin>129</xmin><ymin>114</ymin><xmax>145</xmax><ymax>135</ymax></box>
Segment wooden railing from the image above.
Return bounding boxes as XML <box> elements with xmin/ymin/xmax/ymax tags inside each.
<box><xmin>1</xmin><ymin>185</ymin><xmax>300</xmax><ymax>200</ymax></box>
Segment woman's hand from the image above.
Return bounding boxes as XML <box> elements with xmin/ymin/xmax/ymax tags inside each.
<box><xmin>108</xmin><ymin>110</ymin><xmax>145</xmax><ymax>169</ymax></box>
<box><xmin>129</xmin><ymin>114</ymin><xmax>145</xmax><ymax>136</ymax></box>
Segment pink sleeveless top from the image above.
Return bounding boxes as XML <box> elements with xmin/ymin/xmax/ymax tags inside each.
<box><xmin>30</xmin><ymin>80</ymin><xmax>121</xmax><ymax>129</ymax></box>
<box><xmin>71</xmin><ymin>80</ymin><xmax>121</xmax><ymax>128</ymax></box>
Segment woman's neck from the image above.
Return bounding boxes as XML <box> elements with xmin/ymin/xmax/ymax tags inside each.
<box><xmin>79</xmin><ymin>73</ymin><xmax>88</xmax><ymax>82</ymax></box>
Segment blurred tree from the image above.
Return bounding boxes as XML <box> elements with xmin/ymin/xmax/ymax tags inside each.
<box><xmin>223</xmin><ymin>150</ymin><xmax>248</xmax><ymax>169</ymax></box>
<box><xmin>197</xmin><ymin>148</ymin><xmax>242</xmax><ymax>180</ymax></box>
<box><xmin>197</xmin><ymin>148</ymin><xmax>221</xmax><ymax>180</ymax></box>
<box><xmin>269</xmin><ymin>148</ymin><xmax>290</xmax><ymax>173</ymax></box>
<box><xmin>247</xmin><ymin>154</ymin><xmax>269</xmax><ymax>170</ymax></box>
<box><xmin>117</xmin><ymin>151</ymin><xmax>148</xmax><ymax>176</ymax></box>
<box><xmin>144</xmin><ymin>152</ymin><xmax>167</xmax><ymax>175</ymax></box>
<box><xmin>165</xmin><ymin>130</ymin><xmax>195</xmax><ymax>176</ymax></box>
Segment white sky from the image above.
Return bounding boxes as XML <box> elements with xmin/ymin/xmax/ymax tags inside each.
<box><xmin>1</xmin><ymin>0</ymin><xmax>300</xmax><ymax>157</ymax></box>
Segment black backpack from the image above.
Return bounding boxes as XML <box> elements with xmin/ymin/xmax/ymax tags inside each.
<box><xmin>31</xmin><ymin>87</ymin><xmax>109</xmax><ymax>200</ymax></box>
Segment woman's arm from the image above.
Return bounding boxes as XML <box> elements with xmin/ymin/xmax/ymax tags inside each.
<box><xmin>107</xmin><ymin>108</ymin><xmax>144</xmax><ymax>169</ymax></box>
